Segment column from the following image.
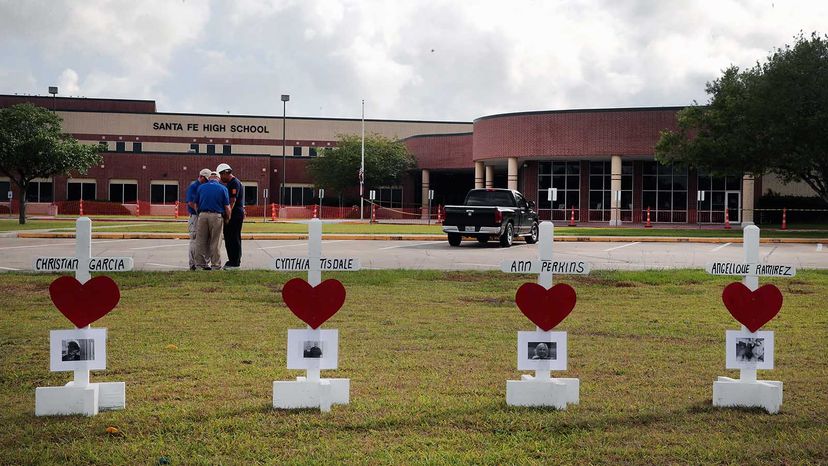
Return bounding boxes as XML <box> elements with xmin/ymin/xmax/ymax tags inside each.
<box><xmin>474</xmin><ymin>162</ymin><xmax>484</xmax><ymax>189</ymax></box>
<box><xmin>609</xmin><ymin>155</ymin><xmax>622</xmax><ymax>226</ymax></box>
<box><xmin>485</xmin><ymin>165</ymin><xmax>494</xmax><ymax>189</ymax></box>
<box><xmin>741</xmin><ymin>173</ymin><xmax>755</xmax><ymax>227</ymax></box>
<box><xmin>421</xmin><ymin>169</ymin><xmax>430</xmax><ymax>220</ymax></box>
<box><xmin>507</xmin><ymin>157</ymin><xmax>518</xmax><ymax>191</ymax></box>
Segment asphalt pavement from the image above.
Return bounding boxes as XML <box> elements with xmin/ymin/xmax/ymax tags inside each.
<box><xmin>1</xmin><ymin>237</ymin><xmax>825</xmax><ymax>272</ymax></box>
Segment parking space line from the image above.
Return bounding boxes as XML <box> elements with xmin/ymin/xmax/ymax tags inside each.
<box><xmin>818</xmin><ymin>244</ymin><xmax>823</xmax><ymax>252</ymax></box>
<box><xmin>711</xmin><ymin>242</ymin><xmax>732</xmax><ymax>252</ymax></box>
<box><xmin>603</xmin><ymin>242</ymin><xmax>640</xmax><ymax>252</ymax></box>
<box><xmin>258</xmin><ymin>243</ymin><xmax>307</xmax><ymax>250</ymax></box>
<box><xmin>147</xmin><ymin>262</ymin><xmax>187</xmax><ymax>269</ymax></box>
<box><xmin>378</xmin><ymin>242</ymin><xmax>434</xmax><ymax>251</ymax></box>
<box><xmin>130</xmin><ymin>243</ymin><xmax>187</xmax><ymax>250</ymax></box>
<box><xmin>0</xmin><ymin>266</ymin><xmax>21</xmax><ymax>270</ymax></box>
<box><xmin>0</xmin><ymin>242</ymin><xmax>69</xmax><ymax>250</ymax></box>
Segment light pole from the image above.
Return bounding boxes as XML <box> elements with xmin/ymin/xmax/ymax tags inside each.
<box><xmin>280</xmin><ymin>94</ymin><xmax>289</xmax><ymax>207</ymax></box>
<box><xmin>48</xmin><ymin>86</ymin><xmax>58</xmax><ymax>112</ymax></box>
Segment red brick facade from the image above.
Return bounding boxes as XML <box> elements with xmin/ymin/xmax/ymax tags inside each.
<box><xmin>472</xmin><ymin>108</ymin><xmax>682</xmax><ymax>160</ymax></box>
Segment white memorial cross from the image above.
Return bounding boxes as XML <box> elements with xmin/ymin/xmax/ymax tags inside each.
<box><xmin>706</xmin><ymin>225</ymin><xmax>793</xmax><ymax>413</ymax></box>
<box><xmin>500</xmin><ymin>221</ymin><xmax>589</xmax><ymax>408</ymax></box>
<box><xmin>34</xmin><ymin>217</ymin><xmax>133</xmax><ymax>416</ymax></box>
<box><xmin>272</xmin><ymin>217</ymin><xmax>359</xmax><ymax>411</ymax></box>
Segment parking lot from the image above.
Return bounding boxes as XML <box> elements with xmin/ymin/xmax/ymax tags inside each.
<box><xmin>1</xmin><ymin>237</ymin><xmax>826</xmax><ymax>272</ymax></box>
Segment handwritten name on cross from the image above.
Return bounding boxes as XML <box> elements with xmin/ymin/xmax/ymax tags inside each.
<box><xmin>32</xmin><ymin>217</ymin><xmax>133</xmax><ymax>386</ymax></box>
<box><xmin>500</xmin><ymin>222</ymin><xmax>591</xmax><ymax>380</ymax></box>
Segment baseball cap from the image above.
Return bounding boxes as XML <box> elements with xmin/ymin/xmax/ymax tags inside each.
<box><xmin>216</xmin><ymin>163</ymin><xmax>232</xmax><ymax>173</ymax></box>
<box><xmin>199</xmin><ymin>168</ymin><xmax>212</xmax><ymax>178</ymax></box>
<box><xmin>210</xmin><ymin>171</ymin><xmax>219</xmax><ymax>177</ymax></box>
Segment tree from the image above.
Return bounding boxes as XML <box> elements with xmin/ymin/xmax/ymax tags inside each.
<box><xmin>0</xmin><ymin>103</ymin><xmax>102</xmax><ymax>224</ymax></box>
<box><xmin>308</xmin><ymin>133</ymin><xmax>416</xmax><ymax>201</ymax></box>
<box><xmin>655</xmin><ymin>32</ymin><xmax>828</xmax><ymax>202</ymax></box>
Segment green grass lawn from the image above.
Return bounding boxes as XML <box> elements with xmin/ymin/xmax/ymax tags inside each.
<box><xmin>3</xmin><ymin>218</ymin><xmax>828</xmax><ymax>238</ymax></box>
<box><xmin>1</xmin><ymin>270</ymin><xmax>826</xmax><ymax>464</ymax></box>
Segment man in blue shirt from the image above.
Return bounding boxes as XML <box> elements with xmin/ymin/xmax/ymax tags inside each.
<box><xmin>185</xmin><ymin>168</ymin><xmax>211</xmax><ymax>271</ymax></box>
<box><xmin>194</xmin><ymin>172</ymin><xmax>230</xmax><ymax>270</ymax></box>
<box><xmin>217</xmin><ymin>163</ymin><xmax>245</xmax><ymax>269</ymax></box>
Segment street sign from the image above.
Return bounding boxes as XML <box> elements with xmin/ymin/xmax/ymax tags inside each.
<box><xmin>428</xmin><ymin>189</ymin><xmax>434</xmax><ymax>200</ymax></box>
<box><xmin>698</xmin><ymin>191</ymin><xmax>706</xmax><ymax>202</ymax></box>
<box><xmin>7</xmin><ymin>191</ymin><xmax>11</xmax><ymax>200</ymax></box>
<box><xmin>263</xmin><ymin>188</ymin><xmax>269</xmax><ymax>199</ymax></box>
<box><xmin>369</xmin><ymin>190</ymin><xmax>376</xmax><ymax>200</ymax></box>
<box><xmin>547</xmin><ymin>188</ymin><xmax>557</xmax><ymax>202</ymax></box>
<box><xmin>319</xmin><ymin>188</ymin><xmax>325</xmax><ymax>199</ymax></box>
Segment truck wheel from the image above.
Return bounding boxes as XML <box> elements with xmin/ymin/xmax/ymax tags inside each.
<box><xmin>499</xmin><ymin>222</ymin><xmax>514</xmax><ymax>247</ymax></box>
<box><xmin>477</xmin><ymin>236</ymin><xmax>488</xmax><ymax>244</ymax></box>
<box><xmin>525</xmin><ymin>222</ymin><xmax>539</xmax><ymax>244</ymax></box>
<box><xmin>448</xmin><ymin>233</ymin><xmax>462</xmax><ymax>246</ymax></box>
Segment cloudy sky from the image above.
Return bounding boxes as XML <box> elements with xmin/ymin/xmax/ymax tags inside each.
<box><xmin>1</xmin><ymin>0</ymin><xmax>826</xmax><ymax>121</ymax></box>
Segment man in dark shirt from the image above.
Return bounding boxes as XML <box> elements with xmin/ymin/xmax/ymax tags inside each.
<box><xmin>216</xmin><ymin>163</ymin><xmax>245</xmax><ymax>269</ymax></box>
<box><xmin>194</xmin><ymin>172</ymin><xmax>230</xmax><ymax>270</ymax></box>
<box><xmin>185</xmin><ymin>168</ymin><xmax>211</xmax><ymax>271</ymax></box>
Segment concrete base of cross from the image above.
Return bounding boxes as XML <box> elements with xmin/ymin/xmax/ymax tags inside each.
<box><xmin>35</xmin><ymin>381</ymin><xmax>125</xmax><ymax>416</ymax></box>
<box><xmin>713</xmin><ymin>377</ymin><xmax>783</xmax><ymax>414</ymax></box>
<box><xmin>273</xmin><ymin>377</ymin><xmax>350</xmax><ymax>412</ymax></box>
<box><xmin>506</xmin><ymin>375</ymin><xmax>579</xmax><ymax>409</ymax></box>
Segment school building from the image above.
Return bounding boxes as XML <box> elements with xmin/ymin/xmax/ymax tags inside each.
<box><xmin>1</xmin><ymin>93</ymin><xmax>812</xmax><ymax>224</ymax></box>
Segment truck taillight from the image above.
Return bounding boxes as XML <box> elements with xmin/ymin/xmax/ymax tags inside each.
<box><xmin>494</xmin><ymin>210</ymin><xmax>502</xmax><ymax>223</ymax></box>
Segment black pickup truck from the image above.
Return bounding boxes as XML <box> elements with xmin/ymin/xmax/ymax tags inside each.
<box><xmin>442</xmin><ymin>188</ymin><xmax>539</xmax><ymax>247</ymax></box>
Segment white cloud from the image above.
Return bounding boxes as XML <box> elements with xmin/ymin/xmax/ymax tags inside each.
<box><xmin>0</xmin><ymin>0</ymin><xmax>826</xmax><ymax>120</ymax></box>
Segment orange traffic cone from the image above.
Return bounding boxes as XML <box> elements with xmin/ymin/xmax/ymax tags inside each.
<box><xmin>568</xmin><ymin>206</ymin><xmax>576</xmax><ymax>226</ymax></box>
<box><xmin>644</xmin><ymin>207</ymin><xmax>652</xmax><ymax>228</ymax></box>
<box><xmin>724</xmin><ymin>209</ymin><xmax>732</xmax><ymax>230</ymax></box>
<box><xmin>781</xmin><ymin>208</ymin><xmax>787</xmax><ymax>230</ymax></box>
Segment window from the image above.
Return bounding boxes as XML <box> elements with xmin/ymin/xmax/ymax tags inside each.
<box><xmin>282</xmin><ymin>184</ymin><xmax>314</xmax><ymax>206</ymax></box>
<box><xmin>109</xmin><ymin>180</ymin><xmax>138</xmax><ymax>203</ymax></box>
<box><xmin>132</xmin><ymin>142</ymin><xmax>142</xmax><ymax>153</ymax></box>
<box><xmin>67</xmin><ymin>179</ymin><xmax>96</xmax><ymax>201</ymax></box>
<box><xmin>588</xmin><ymin>161</ymin><xmax>633</xmax><ymax>221</ymax></box>
<box><xmin>293</xmin><ymin>146</ymin><xmax>302</xmax><ymax>156</ymax></box>
<box><xmin>189</xmin><ymin>143</ymin><xmax>199</xmax><ymax>154</ymax></box>
<box><xmin>309</xmin><ymin>147</ymin><xmax>317</xmax><ymax>157</ymax></box>
<box><xmin>537</xmin><ymin>162</ymin><xmax>579</xmax><ymax>219</ymax></box>
<box><xmin>0</xmin><ymin>179</ymin><xmax>10</xmax><ymax>201</ymax></box>
<box><xmin>116</xmin><ymin>141</ymin><xmax>125</xmax><ymax>152</ymax></box>
<box><xmin>243</xmin><ymin>182</ymin><xmax>258</xmax><ymax>206</ymax></box>
<box><xmin>206</xmin><ymin>144</ymin><xmax>216</xmax><ymax>155</ymax></box>
<box><xmin>99</xmin><ymin>141</ymin><xmax>108</xmax><ymax>151</ymax></box>
<box><xmin>697</xmin><ymin>171</ymin><xmax>742</xmax><ymax>223</ymax></box>
<box><xmin>26</xmin><ymin>178</ymin><xmax>53</xmax><ymax>202</ymax></box>
<box><xmin>150</xmin><ymin>181</ymin><xmax>179</xmax><ymax>204</ymax></box>
<box><xmin>642</xmin><ymin>162</ymin><xmax>688</xmax><ymax>223</ymax></box>
<box><xmin>223</xmin><ymin>145</ymin><xmax>231</xmax><ymax>155</ymax></box>
<box><xmin>375</xmin><ymin>186</ymin><xmax>402</xmax><ymax>208</ymax></box>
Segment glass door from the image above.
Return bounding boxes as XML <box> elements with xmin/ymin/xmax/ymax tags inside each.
<box><xmin>725</xmin><ymin>191</ymin><xmax>741</xmax><ymax>223</ymax></box>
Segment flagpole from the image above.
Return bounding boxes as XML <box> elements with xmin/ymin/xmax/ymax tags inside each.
<box><xmin>360</xmin><ymin>99</ymin><xmax>365</xmax><ymax>221</ymax></box>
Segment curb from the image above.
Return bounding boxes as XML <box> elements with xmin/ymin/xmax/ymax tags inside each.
<box><xmin>13</xmin><ymin>231</ymin><xmax>828</xmax><ymax>244</ymax></box>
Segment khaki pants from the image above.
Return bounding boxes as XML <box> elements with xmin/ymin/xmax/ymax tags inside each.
<box><xmin>188</xmin><ymin>214</ymin><xmax>199</xmax><ymax>267</ymax></box>
<box><xmin>196</xmin><ymin>212</ymin><xmax>224</xmax><ymax>269</ymax></box>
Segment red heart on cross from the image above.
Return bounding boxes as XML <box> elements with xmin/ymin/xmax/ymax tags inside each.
<box><xmin>721</xmin><ymin>282</ymin><xmax>783</xmax><ymax>332</ymax></box>
<box><xmin>48</xmin><ymin>275</ymin><xmax>121</xmax><ymax>328</ymax></box>
<box><xmin>281</xmin><ymin>278</ymin><xmax>346</xmax><ymax>329</ymax></box>
<box><xmin>514</xmin><ymin>282</ymin><xmax>577</xmax><ymax>331</ymax></box>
